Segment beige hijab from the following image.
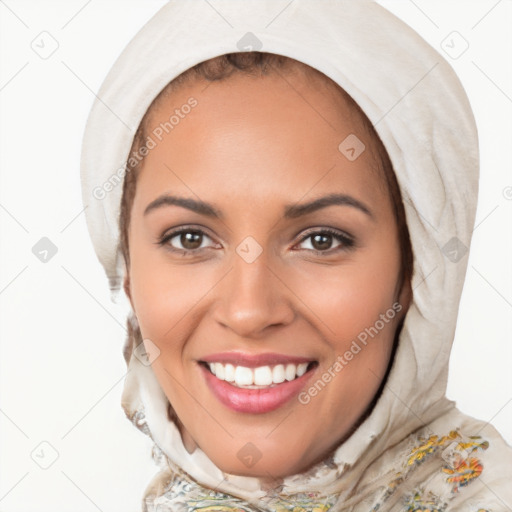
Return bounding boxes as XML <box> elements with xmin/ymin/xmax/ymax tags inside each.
<box><xmin>80</xmin><ymin>1</ymin><xmax>509</xmax><ymax>510</ymax></box>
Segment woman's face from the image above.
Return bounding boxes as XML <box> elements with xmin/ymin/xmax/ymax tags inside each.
<box><xmin>124</xmin><ymin>69</ymin><xmax>412</xmax><ymax>480</ymax></box>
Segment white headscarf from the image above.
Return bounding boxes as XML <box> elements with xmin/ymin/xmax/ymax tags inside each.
<box><xmin>80</xmin><ymin>1</ymin><xmax>506</xmax><ymax>510</ymax></box>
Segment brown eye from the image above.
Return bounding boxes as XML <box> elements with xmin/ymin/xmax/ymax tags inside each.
<box><xmin>180</xmin><ymin>231</ymin><xmax>203</xmax><ymax>250</ymax></box>
<box><xmin>158</xmin><ymin>228</ymin><xmax>216</xmax><ymax>253</ymax></box>
<box><xmin>310</xmin><ymin>233</ymin><xmax>334</xmax><ymax>251</ymax></box>
<box><xmin>296</xmin><ymin>229</ymin><xmax>354</xmax><ymax>254</ymax></box>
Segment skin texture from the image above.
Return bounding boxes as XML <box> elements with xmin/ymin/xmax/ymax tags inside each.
<box><xmin>123</xmin><ymin>70</ymin><xmax>412</xmax><ymax>481</ymax></box>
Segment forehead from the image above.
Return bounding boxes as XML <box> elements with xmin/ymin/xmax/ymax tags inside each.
<box><xmin>134</xmin><ymin>70</ymin><xmax>388</xmax><ymax>213</ymax></box>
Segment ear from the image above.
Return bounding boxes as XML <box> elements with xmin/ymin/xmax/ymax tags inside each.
<box><xmin>123</xmin><ymin>267</ymin><xmax>133</xmax><ymax>309</ymax></box>
<box><xmin>123</xmin><ymin>274</ymin><xmax>131</xmax><ymax>299</ymax></box>
<box><xmin>396</xmin><ymin>277</ymin><xmax>413</xmax><ymax>321</ymax></box>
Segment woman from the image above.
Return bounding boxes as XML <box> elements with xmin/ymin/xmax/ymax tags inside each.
<box><xmin>80</xmin><ymin>1</ymin><xmax>512</xmax><ymax>510</ymax></box>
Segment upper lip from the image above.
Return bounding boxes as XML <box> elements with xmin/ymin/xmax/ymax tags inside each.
<box><xmin>199</xmin><ymin>352</ymin><xmax>316</xmax><ymax>368</ymax></box>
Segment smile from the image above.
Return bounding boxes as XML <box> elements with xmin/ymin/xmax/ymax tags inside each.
<box><xmin>203</xmin><ymin>361</ymin><xmax>315</xmax><ymax>388</ymax></box>
<box><xmin>198</xmin><ymin>353</ymin><xmax>318</xmax><ymax>414</ymax></box>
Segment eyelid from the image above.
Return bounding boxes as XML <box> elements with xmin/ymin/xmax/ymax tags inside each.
<box><xmin>156</xmin><ymin>225</ymin><xmax>355</xmax><ymax>255</ymax></box>
<box><xmin>293</xmin><ymin>227</ymin><xmax>355</xmax><ymax>253</ymax></box>
<box><xmin>156</xmin><ymin>225</ymin><xmax>218</xmax><ymax>252</ymax></box>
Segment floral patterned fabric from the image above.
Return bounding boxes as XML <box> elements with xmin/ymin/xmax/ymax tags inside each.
<box><xmin>128</xmin><ymin>404</ymin><xmax>510</xmax><ymax>512</ymax></box>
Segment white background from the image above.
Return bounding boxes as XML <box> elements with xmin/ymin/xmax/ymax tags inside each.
<box><xmin>0</xmin><ymin>1</ymin><xmax>511</xmax><ymax>511</ymax></box>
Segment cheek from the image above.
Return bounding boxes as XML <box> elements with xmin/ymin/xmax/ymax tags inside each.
<box><xmin>292</xmin><ymin>249</ymin><xmax>401</xmax><ymax>339</ymax></box>
<box><xmin>128</xmin><ymin>242</ymin><xmax>193</xmax><ymax>340</ymax></box>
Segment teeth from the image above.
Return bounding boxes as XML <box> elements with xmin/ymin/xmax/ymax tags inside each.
<box><xmin>206</xmin><ymin>361</ymin><xmax>313</xmax><ymax>387</ymax></box>
<box><xmin>214</xmin><ymin>362</ymin><xmax>225</xmax><ymax>380</ymax></box>
<box><xmin>272</xmin><ymin>364</ymin><xmax>286</xmax><ymax>384</ymax></box>
<box><xmin>285</xmin><ymin>363</ymin><xmax>296</xmax><ymax>381</ymax></box>
<box><xmin>224</xmin><ymin>363</ymin><xmax>235</xmax><ymax>382</ymax></box>
<box><xmin>254</xmin><ymin>366</ymin><xmax>273</xmax><ymax>386</ymax></box>
<box><xmin>235</xmin><ymin>366</ymin><xmax>253</xmax><ymax>386</ymax></box>
<box><xmin>297</xmin><ymin>363</ymin><xmax>308</xmax><ymax>377</ymax></box>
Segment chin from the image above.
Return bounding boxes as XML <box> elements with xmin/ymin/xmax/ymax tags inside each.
<box><xmin>205</xmin><ymin>443</ymin><xmax>313</xmax><ymax>480</ymax></box>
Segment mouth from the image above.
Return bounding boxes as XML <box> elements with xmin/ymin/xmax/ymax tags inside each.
<box><xmin>197</xmin><ymin>354</ymin><xmax>319</xmax><ymax>414</ymax></box>
<box><xmin>198</xmin><ymin>360</ymin><xmax>318</xmax><ymax>388</ymax></box>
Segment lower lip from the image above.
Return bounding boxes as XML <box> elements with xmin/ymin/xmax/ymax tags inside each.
<box><xmin>199</xmin><ymin>363</ymin><xmax>316</xmax><ymax>414</ymax></box>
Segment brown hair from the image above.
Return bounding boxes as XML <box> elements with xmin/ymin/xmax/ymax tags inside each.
<box><xmin>119</xmin><ymin>51</ymin><xmax>413</xmax><ymax>299</ymax></box>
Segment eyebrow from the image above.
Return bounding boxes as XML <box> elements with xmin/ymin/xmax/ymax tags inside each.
<box><xmin>143</xmin><ymin>193</ymin><xmax>373</xmax><ymax>220</ymax></box>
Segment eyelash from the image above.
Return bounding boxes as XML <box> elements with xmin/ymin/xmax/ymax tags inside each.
<box><xmin>155</xmin><ymin>226</ymin><xmax>355</xmax><ymax>256</ymax></box>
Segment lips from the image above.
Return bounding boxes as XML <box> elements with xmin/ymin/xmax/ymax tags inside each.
<box><xmin>198</xmin><ymin>352</ymin><xmax>318</xmax><ymax>413</ymax></box>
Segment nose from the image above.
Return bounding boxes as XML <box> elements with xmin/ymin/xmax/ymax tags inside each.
<box><xmin>212</xmin><ymin>250</ymin><xmax>295</xmax><ymax>339</ymax></box>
